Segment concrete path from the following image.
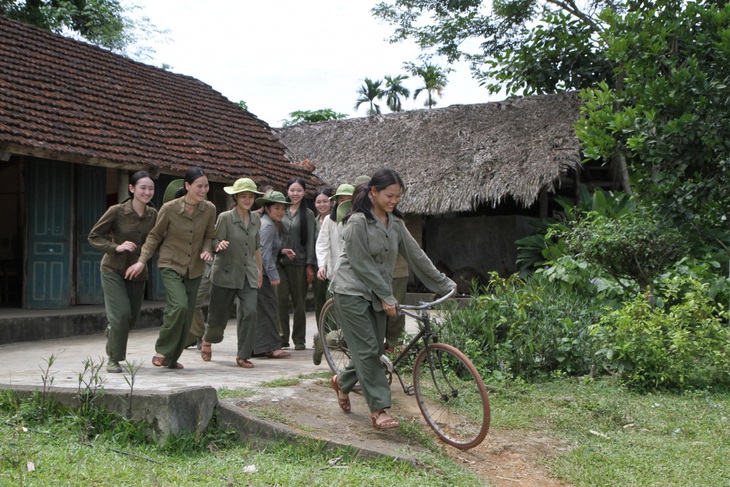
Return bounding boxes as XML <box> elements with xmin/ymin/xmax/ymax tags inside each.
<box><xmin>0</xmin><ymin>312</ymin><xmax>325</xmax><ymax>392</ymax></box>
<box><xmin>0</xmin><ymin>310</ymin><xmax>438</xmax><ymax>465</ymax></box>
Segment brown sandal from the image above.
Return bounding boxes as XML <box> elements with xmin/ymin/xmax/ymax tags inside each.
<box><xmin>152</xmin><ymin>355</ymin><xmax>184</xmax><ymax>369</ymax></box>
<box><xmin>330</xmin><ymin>375</ymin><xmax>351</xmax><ymax>413</ymax></box>
<box><xmin>265</xmin><ymin>350</ymin><xmax>291</xmax><ymax>359</ymax></box>
<box><xmin>200</xmin><ymin>341</ymin><xmax>212</xmax><ymax>361</ymax></box>
<box><xmin>371</xmin><ymin>410</ymin><xmax>400</xmax><ymax>430</ymax></box>
<box><xmin>236</xmin><ymin>357</ymin><xmax>254</xmax><ymax>368</ymax></box>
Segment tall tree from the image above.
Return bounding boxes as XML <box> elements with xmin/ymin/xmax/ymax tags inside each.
<box><xmin>384</xmin><ymin>74</ymin><xmax>410</xmax><ymax>112</ymax></box>
<box><xmin>405</xmin><ymin>61</ymin><xmax>448</xmax><ymax>109</ymax></box>
<box><xmin>576</xmin><ymin>1</ymin><xmax>730</xmax><ymax>250</ymax></box>
<box><xmin>373</xmin><ymin>0</ymin><xmax>614</xmax><ymax>97</ymax></box>
<box><xmin>372</xmin><ymin>1</ymin><xmax>621</xmax><ymax>190</ymax></box>
<box><xmin>354</xmin><ymin>78</ymin><xmax>385</xmax><ymax>116</ymax></box>
<box><xmin>0</xmin><ymin>0</ymin><xmax>160</xmax><ymax>55</ymax></box>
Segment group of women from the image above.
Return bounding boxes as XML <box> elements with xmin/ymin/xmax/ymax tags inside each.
<box><xmin>89</xmin><ymin>166</ymin><xmax>454</xmax><ymax>432</ymax></box>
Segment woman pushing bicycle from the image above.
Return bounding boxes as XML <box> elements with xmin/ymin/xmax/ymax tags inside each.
<box><xmin>329</xmin><ymin>168</ymin><xmax>455</xmax><ymax>430</ymax></box>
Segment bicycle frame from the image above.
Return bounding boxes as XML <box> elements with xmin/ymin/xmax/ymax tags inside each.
<box><xmin>382</xmin><ymin>289</ymin><xmax>456</xmax><ymax>395</ymax></box>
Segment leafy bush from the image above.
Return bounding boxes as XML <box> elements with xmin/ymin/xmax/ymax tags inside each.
<box><xmin>561</xmin><ymin>207</ymin><xmax>688</xmax><ymax>296</ymax></box>
<box><xmin>438</xmin><ymin>273</ymin><xmax>603</xmax><ymax>380</ymax></box>
<box><xmin>591</xmin><ymin>276</ymin><xmax>730</xmax><ymax>391</ymax></box>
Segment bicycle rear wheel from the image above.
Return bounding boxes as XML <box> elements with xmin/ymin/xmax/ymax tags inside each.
<box><xmin>318</xmin><ymin>297</ymin><xmax>351</xmax><ymax>376</ymax></box>
<box><xmin>413</xmin><ymin>343</ymin><xmax>490</xmax><ymax>449</ymax></box>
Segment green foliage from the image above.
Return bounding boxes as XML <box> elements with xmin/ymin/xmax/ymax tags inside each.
<box><xmin>481</xmin><ymin>11</ymin><xmax>613</xmax><ymax>95</ymax></box>
<box><xmin>281</xmin><ymin>108</ymin><xmax>348</xmax><ymax>126</ymax></box>
<box><xmin>439</xmin><ymin>274</ymin><xmax>602</xmax><ymax>379</ymax></box>
<box><xmin>373</xmin><ymin>0</ymin><xmax>615</xmax><ymax>95</ymax></box>
<box><xmin>516</xmin><ymin>186</ymin><xmax>635</xmax><ymax>275</ymax></box>
<box><xmin>560</xmin><ymin>207</ymin><xmax>688</xmax><ymax>293</ymax></box>
<box><xmin>354</xmin><ymin>77</ymin><xmax>385</xmax><ymax>115</ymax></box>
<box><xmin>0</xmin><ymin>0</ymin><xmax>162</xmax><ymax>56</ymax></box>
<box><xmin>591</xmin><ymin>277</ymin><xmax>730</xmax><ymax>391</ymax></box>
<box><xmin>577</xmin><ymin>1</ymin><xmax>730</xmax><ymax>250</ymax></box>
<box><xmin>403</xmin><ymin>61</ymin><xmax>450</xmax><ymax>108</ymax></box>
<box><xmin>384</xmin><ymin>74</ymin><xmax>411</xmax><ymax>112</ymax></box>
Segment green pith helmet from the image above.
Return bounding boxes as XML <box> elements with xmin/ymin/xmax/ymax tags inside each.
<box><xmin>336</xmin><ymin>200</ymin><xmax>352</xmax><ymax>222</ymax></box>
<box><xmin>255</xmin><ymin>191</ymin><xmax>292</xmax><ymax>206</ymax></box>
<box><xmin>331</xmin><ymin>183</ymin><xmax>355</xmax><ymax>200</ymax></box>
<box><xmin>353</xmin><ymin>175</ymin><xmax>371</xmax><ymax>185</ymax></box>
<box><xmin>163</xmin><ymin>179</ymin><xmax>184</xmax><ymax>204</ymax></box>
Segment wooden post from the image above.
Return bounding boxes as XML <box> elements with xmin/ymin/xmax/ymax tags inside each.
<box><xmin>117</xmin><ymin>169</ymin><xmax>129</xmax><ymax>203</ymax></box>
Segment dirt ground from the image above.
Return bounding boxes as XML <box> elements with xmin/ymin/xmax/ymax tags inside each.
<box><xmin>236</xmin><ymin>377</ymin><xmax>573</xmax><ymax>486</ymax></box>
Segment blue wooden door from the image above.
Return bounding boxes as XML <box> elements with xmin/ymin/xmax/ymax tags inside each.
<box><xmin>76</xmin><ymin>165</ymin><xmax>106</xmax><ymax>304</ymax></box>
<box><xmin>25</xmin><ymin>159</ymin><xmax>73</xmax><ymax>308</ymax></box>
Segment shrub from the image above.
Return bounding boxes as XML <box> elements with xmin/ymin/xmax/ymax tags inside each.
<box><xmin>438</xmin><ymin>273</ymin><xmax>603</xmax><ymax>380</ymax></box>
<box><xmin>591</xmin><ymin>276</ymin><xmax>730</xmax><ymax>391</ymax></box>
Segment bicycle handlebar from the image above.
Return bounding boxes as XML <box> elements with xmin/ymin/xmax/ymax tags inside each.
<box><xmin>398</xmin><ymin>288</ymin><xmax>456</xmax><ymax>311</ymax></box>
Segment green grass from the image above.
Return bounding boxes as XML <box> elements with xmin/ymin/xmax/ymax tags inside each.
<box><xmin>260</xmin><ymin>377</ymin><xmax>300</xmax><ymax>388</ymax></box>
<box><xmin>489</xmin><ymin>376</ymin><xmax>730</xmax><ymax>486</ymax></box>
<box><xmin>0</xmin><ymin>390</ymin><xmax>484</xmax><ymax>486</ymax></box>
<box><xmin>5</xmin><ymin>375</ymin><xmax>728</xmax><ymax>486</ymax></box>
<box><xmin>298</xmin><ymin>371</ymin><xmax>333</xmax><ymax>380</ymax></box>
<box><xmin>216</xmin><ymin>387</ymin><xmax>256</xmax><ymax>399</ymax></box>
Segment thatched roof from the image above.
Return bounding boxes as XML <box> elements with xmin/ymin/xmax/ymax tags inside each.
<box><xmin>277</xmin><ymin>92</ymin><xmax>582</xmax><ymax>214</ymax></box>
<box><xmin>0</xmin><ymin>15</ymin><xmax>320</xmax><ymax>189</ymax></box>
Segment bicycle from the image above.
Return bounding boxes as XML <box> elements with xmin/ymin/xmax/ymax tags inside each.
<box><xmin>317</xmin><ymin>290</ymin><xmax>491</xmax><ymax>450</ymax></box>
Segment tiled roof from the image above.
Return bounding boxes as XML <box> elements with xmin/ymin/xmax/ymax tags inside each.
<box><xmin>0</xmin><ymin>15</ymin><xmax>319</xmax><ymax>188</ymax></box>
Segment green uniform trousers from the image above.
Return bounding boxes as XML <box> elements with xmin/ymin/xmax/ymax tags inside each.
<box><xmin>101</xmin><ymin>271</ymin><xmax>146</xmax><ymax>364</ymax></box>
<box><xmin>186</xmin><ymin>269</ymin><xmax>212</xmax><ymax>347</ymax></box>
<box><xmin>313</xmin><ymin>277</ymin><xmax>329</xmax><ymax>326</ymax></box>
<box><xmin>277</xmin><ymin>264</ymin><xmax>308</xmax><ymax>348</ymax></box>
<box><xmin>157</xmin><ymin>268</ymin><xmax>202</xmax><ymax>367</ymax></box>
<box><xmin>385</xmin><ymin>276</ymin><xmax>408</xmax><ymax>348</ymax></box>
<box><xmin>204</xmin><ymin>281</ymin><xmax>257</xmax><ymax>360</ymax></box>
<box><xmin>334</xmin><ymin>293</ymin><xmax>390</xmax><ymax>413</ymax></box>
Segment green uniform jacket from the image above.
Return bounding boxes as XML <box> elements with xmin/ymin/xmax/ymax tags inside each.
<box><xmin>280</xmin><ymin>206</ymin><xmax>316</xmax><ymax>266</ymax></box>
<box><xmin>87</xmin><ymin>199</ymin><xmax>158</xmax><ymax>282</ymax></box>
<box><xmin>330</xmin><ymin>212</ymin><xmax>454</xmax><ymax>310</ymax></box>
<box><xmin>138</xmin><ymin>197</ymin><xmax>216</xmax><ymax>279</ymax></box>
<box><xmin>209</xmin><ymin>209</ymin><xmax>261</xmax><ymax>289</ymax></box>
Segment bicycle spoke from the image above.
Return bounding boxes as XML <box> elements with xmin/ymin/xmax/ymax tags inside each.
<box><xmin>413</xmin><ymin>343</ymin><xmax>490</xmax><ymax>449</ymax></box>
<box><xmin>319</xmin><ymin>298</ymin><xmax>350</xmax><ymax>376</ymax></box>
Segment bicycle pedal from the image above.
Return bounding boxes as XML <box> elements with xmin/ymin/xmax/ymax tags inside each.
<box><xmin>405</xmin><ymin>385</ymin><xmax>415</xmax><ymax>396</ymax></box>
<box><xmin>380</xmin><ymin>354</ymin><xmax>394</xmax><ymax>373</ymax></box>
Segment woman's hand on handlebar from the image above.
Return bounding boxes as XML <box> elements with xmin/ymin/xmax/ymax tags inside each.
<box><xmin>381</xmin><ymin>299</ymin><xmax>398</xmax><ymax>317</ymax></box>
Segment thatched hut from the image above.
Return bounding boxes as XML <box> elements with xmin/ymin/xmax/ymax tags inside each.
<box><xmin>277</xmin><ymin>93</ymin><xmax>589</xmax><ymax>286</ymax></box>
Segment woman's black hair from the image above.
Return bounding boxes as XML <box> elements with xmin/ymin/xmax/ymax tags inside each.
<box><xmin>126</xmin><ymin>170</ymin><xmax>155</xmax><ymax>206</ymax></box>
<box><xmin>286</xmin><ymin>177</ymin><xmax>309</xmax><ymax>246</ymax></box>
<box><xmin>314</xmin><ymin>186</ymin><xmax>335</xmax><ymax>219</ymax></box>
<box><xmin>129</xmin><ymin>170</ymin><xmax>152</xmax><ymax>191</ymax></box>
<box><xmin>344</xmin><ymin>168</ymin><xmax>405</xmax><ymax>223</ymax></box>
<box><xmin>176</xmin><ymin>167</ymin><xmax>207</xmax><ymax>198</ymax></box>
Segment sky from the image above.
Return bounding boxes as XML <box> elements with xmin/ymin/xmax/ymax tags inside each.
<box><xmin>130</xmin><ymin>0</ymin><xmax>501</xmax><ymax>127</ymax></box>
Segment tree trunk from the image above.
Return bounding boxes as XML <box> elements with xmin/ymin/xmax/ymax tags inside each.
<box><xmin>611</xmin><ymin>152</ymin><xmax>632</xmax><ymax>194</ymax></box>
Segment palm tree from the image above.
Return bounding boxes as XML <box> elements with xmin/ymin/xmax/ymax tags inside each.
<box><xmin>354</xmin><ymin>78</ymin><xmax>385</xmax><ymax>116</ymax></box>
<box><xmin>384</xmin><ymin>74</ymin><xmax>410</xmax><ymax>112</ymax></box>
<box><xmin>405</xmin><ymin>62</ymin><xmax>449</xmax><ymax>109</ymax></box>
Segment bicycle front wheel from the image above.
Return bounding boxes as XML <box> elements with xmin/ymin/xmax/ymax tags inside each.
<box><xmin>413</xmin><ymin>343</ymin><xmax>490</xmax><ymax>450</ymax></box>
<box><xmin>318</xmin><ymin>297</ymin><xmax>351</xmax><ymax>376</ymax></box>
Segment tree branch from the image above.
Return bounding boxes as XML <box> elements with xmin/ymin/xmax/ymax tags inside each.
<box><xmin>544</xmin><ymin>0</ymin><xmax>604</xmax><ymax>33</ymax></box>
